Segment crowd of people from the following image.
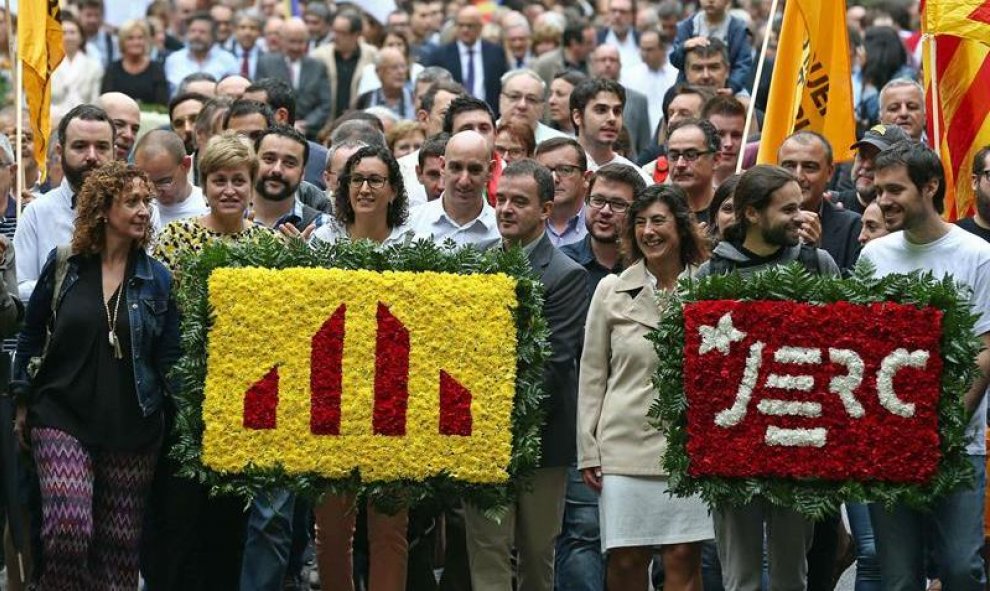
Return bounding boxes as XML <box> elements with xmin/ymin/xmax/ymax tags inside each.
<box><xmin>0</xmin><ymin>0</ymin><xmax>987</xmax><ymax>589</ymax></box>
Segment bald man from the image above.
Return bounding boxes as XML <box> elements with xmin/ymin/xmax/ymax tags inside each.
<box><xmin>134</xmin><ymin>130</ymin><xmax>209</xmax><ymax>225</ymax></box>
<box><xmin>422</xmin><ymin>5</ymin><xmax>509</xmax><ymax>114</ymax></box>
<box><xmin>408</xmin><ymin>130</ymin><xmax>501</xmax><ymax>248</ymax></box>
<box><xmin>256</xmin><ymin>17</ymin><xmax>331</xmax><ymax>138</ymax></box>
<box><xmin>355</xmin><ymin>47</ymin><xmax>416</xmax><ymax>120</ymax></box>
<box><xmin>98</xmin><ymin>92</ymin><xmax>141</xmax><ymax>161</ymax></box>
<box><xmin>216</xmin><ymin>75</ymin><xmax>252</xmax><ymax>98</ymax></box>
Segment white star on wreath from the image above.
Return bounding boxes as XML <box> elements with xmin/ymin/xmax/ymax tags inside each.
<box><xmin>698</xmin><ymin>312</ymin><xmax>746</xmax><ymax>355</ymax></box>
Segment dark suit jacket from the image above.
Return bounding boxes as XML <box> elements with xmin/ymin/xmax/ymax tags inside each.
<box><xmin>423</xmin><ymin>40</ymin><xmax>509</xmax><ymax>115</ymax></box>
<box><xmin>819</xmin><ymin>198</ymin><xmax>862</xmax><ymax>273</ymax></box>
<box><xmin>304</xmin><ymin>140</ymin><xmax>328</xmax><ymax>192</ymax></box>
<box><xmin>527</xmin><ymin>232</ymin><xmax>590</xmax><ymax>468</ymax></box>
<box><xmin>623</xmin><ymin>88</ymin><xmax>652</xmax><ymax>161</ymax></box>
<box><xmin>255</xmin><ymin>53</ymin><xmax>331</xmax><ymax>139</ymax></box>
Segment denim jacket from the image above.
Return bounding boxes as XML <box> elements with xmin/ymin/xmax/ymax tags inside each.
<box><xmin>12</xmin><ymin>247</ymin><xmax>181</xmax><ymax>416</ymax></box>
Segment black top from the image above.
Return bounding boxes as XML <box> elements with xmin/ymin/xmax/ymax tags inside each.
<box><xmin>334</xmin><ymin>47</ymin><xmax>361</xmax><ymax>116</ymax></box>
<box><xmin>561</xmin><ymin>234</ymin><xmax>624</xmax><ymax>301</ymax></box>
<box><xmin>101</xmin><ymin>60</ymin><xmax>170</xmax><ymax>108</ymax></box>
<box><xmin>29</xmin><ymin>254</ymin><xmax>162</xmax><ymax>451</ymax></box>
<box><xmin>957</xmin><ymin>217</ymin><xmax>990</xmax><ymax>243</ymax></box>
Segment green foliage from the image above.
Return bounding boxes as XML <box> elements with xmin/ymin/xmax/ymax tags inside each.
<box><xmin>171</xmin><ymin>234</ymin><xmax>550</xmax><ymax>512</ymax></box>
<box><xmin>648</xmin><ymin>261</ymin><xmax>979</xmax><ymax>520</ymax></box>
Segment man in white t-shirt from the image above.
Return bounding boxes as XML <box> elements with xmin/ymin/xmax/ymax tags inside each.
<box><xmin>568</xmin><ymin>78</ymin><xmax>651</xmax><ymax>184</ymax></box>
<box><xmin>135</xmin><ymin>130</ymin><xmax>209</xmax><ymax>226</ymax></box>
<box><xmin>860</xmin><ymin>141</ymin><xmax>990</xmax><ymax>590</ymax></box>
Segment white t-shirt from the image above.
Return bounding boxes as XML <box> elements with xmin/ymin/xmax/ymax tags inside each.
<box><xmin>155</xmin><ymin>186</ymin><xmax>210</xmax><ymax>226</ymax></box>
<box><xmin>860</xmin><ymin>225</ymin><xmax>990</xmax><ymax>455</ymax></box>
<box><xmin>586</xmin><ymin>151</ymin><xmax>653</xmax><ymax>185</ymax></box>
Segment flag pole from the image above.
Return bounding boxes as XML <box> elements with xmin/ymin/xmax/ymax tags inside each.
<box><xmin>926</xmin><ymin>34</ymin><xmax>941</xmax><ymax>154</ymax></box>
<box><xmin>739</xmin><ymin>0</ymin><xmax>781</xmax><ymax>173</ymax></box>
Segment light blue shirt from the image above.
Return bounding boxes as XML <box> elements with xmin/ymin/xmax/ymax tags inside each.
<box><xmin>164</xmin><ymin>45</ymin><xmax>239</xmax><ymax>96</ymax></box>
<box><xmin>408</xmin><ymin>196</ymin><xmax>501</xmax><ymax>250</ymax></box>
<box><xmin>546</xmin><ymin>207</ymin><xmax>587</xmax><ymax>248</ymax></box>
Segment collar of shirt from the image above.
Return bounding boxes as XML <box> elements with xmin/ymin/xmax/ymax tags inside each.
<box><xmin>429</xmin><ymin>197</ymin><xmax>498</xmax><ymax>232</ymax></box>
<box><xmin>546</xmin><ymin>206</ymin><xmax>585</xmax><ymax>239</ymax></box>
<box><xmin>457</xmin><ymin>40</ymin><xmax>482</xmax><ymax>56</ymax></box>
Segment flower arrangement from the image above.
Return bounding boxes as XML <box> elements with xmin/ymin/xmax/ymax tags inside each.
<box><xmin>649</xmin><ymin>262</ymin><xmax>980</xmax><ymax>518</ymax></box>
<box><xmin>171</xmin><ymin>235</ymin><xmax>549</xmax><ymax>511</ymax></box>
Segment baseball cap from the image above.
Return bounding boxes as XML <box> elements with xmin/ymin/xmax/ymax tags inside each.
<box><xmin>851</xmin><ymin>124</ymin><xmax>910</xmax><ymax>152</ymax></box>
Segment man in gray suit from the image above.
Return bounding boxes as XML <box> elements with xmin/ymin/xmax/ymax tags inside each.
<box><xmin>463</xmin><ymin>159</ymin><xmax>589</xmax><ymax>591</ymax></box>
<box><xmin>588</xmin><ymin>45</ymin><xmax>652</xmax><ymax>161</ymax></box>
<box><xmin>532</xmin><ymin>22</ymin><xmax>597</xmax><ymax>86</ymax></box>
<box><xmin>255</xmin><ymin>17</ymin><xmax>330</xmax><ymax>139</ymax></box>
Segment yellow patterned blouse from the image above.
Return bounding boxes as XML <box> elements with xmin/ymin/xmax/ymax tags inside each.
<box><xmin>153</xmin><ymin>217</ymin><xmax>272</xmax><ymax>273</ymax></box>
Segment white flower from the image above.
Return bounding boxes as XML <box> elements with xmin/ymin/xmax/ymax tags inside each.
<box><xmin>699</xmin><ymin>312</ymin><xmax>747</xmax><ymax>355</ymax></box>
<box><xmin>774</xmin><ymin>347</ymin><xmax>821</xmax><ymax>365</ymax></box>
<box><xmin>715</xmin><ymin>341</ymin><xmax>764</xmax><ymax>428</ymax></box>
<box><xmin>757</xmin><ymin>399</ymin><xmax>822</xmax><ymax>417</ymax></box>
<box><xmin>829</xmin><ymin>348</ymin><xmax>865</xmax><ymax>418</ymax></box>
<box><xmin>877</xmin><ymin>348</ymin><xmax>929</xmax><ymax>418</ymax></box>
<box><xmin>764</xmin><ymin>426</ymin><xmax>827</xmax><ymax>447</ymax></box>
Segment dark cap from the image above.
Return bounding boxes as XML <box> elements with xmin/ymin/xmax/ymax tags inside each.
<box><xmin>851</xmin><ymin>123</ymin><xmax>910</xmax><ymax>152</ymax></box>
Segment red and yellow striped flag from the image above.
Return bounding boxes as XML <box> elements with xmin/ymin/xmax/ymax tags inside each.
<box><xmin>922</xmin><ymin>0</ymin><xmax>990</xmax><ymax>220</ymax></box>
<box><xmin>756</xmin><ymin>0</ymin><xmax>857</xmax><ymax>164</ymax></box>
<box><xmin>924</xmin><ymin>0</ymin><xmax>990</xmax><ymax>46</ymax></box>
<box><xmin>17</xmin><ymin>0</ymin><xmax>64</xmax><ymax>179</ymax></box>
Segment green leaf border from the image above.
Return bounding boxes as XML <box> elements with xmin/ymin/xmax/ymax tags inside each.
<box><xmin>648</xmin><ymin>261</ymin><xmax>980</xmax><ymax>520</ymax></box>
<box><xmin>169</xmin><ymin>234</ymin><xmax>550</xmax><ymax>513</ymax></box>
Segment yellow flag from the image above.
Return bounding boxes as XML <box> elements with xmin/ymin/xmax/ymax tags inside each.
<box><xmin>756</xmin><ymin>0</ymin><xmax>857</xmax><ymax>164</ymax></box>
<box><xmin>924</xmin><ymin>0</ymin><xmax>990</xmax><ymax>46</ymax></box>
<box><xmin>17</xmin><ymin>0</ymin><xmax>64</xmax><ymax>180</ymax></box>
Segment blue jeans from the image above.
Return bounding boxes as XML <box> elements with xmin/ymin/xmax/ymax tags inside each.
<box><xmin>241</xmin><ymin>488</ymin><xmax>296</xmax><ymax>591</ymax></box>
<box><xmin>554</xmin><ymin>467</ymin><xmax>603</xmax><ymax>591</ymax></box>
<box><xmin>869</xmin><ymin>454</ymin><xmax>986</xmax><ymax>591</ymax></box>
<box><xmin>846</xmin><ymin>503</ymin><xmax>880</xmax><ymax>591</ymax></box>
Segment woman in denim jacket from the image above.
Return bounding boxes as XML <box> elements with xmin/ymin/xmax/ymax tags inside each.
<box><xmin>11</xmin><ymin>161</ymin><xmax>180</xmax><ymax>589</ymax></box>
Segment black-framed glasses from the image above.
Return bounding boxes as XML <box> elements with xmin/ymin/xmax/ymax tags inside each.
<box><xmin>668</xmin><ymin>149</ymin><xmax>713</xmax><ymax>163</ymax></box>
<box><xmin>347</xmin><ymin>174</ymin><xmax>388</xmax><ymax>189</ymax></box>
<box><xmin>588</xmin><ymin>195</ymin><xmax>630</xmax><ymax>213</ymax></box>
<box><xmin>495</xmin><ymin>145</ymin><xmax>526</xmax><ymax>159</ymax></box>
<box><xmin>546</xmin><ymin>164</ymin><xmax>582</xmax><ymax>178</ymax></box>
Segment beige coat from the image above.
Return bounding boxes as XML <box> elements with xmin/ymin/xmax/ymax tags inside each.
<box><xmin>577</xmin><ymin>260</ymin><xmax>682</xmax><ymax>476</ymax></box>
<box><xmin>310</xmin><ymin>41</ymin><xmax>379</xmax><ymax>122</ymax></box>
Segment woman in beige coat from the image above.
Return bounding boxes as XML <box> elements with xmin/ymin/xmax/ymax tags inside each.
<box><xmin>577</xmin><ymin>184</ymin><xmax>714</xmax><ymax>591</ymax></box>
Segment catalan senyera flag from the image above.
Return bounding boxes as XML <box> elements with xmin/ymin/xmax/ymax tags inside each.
<box><xmin>923</xmin><ymin>0</ymin><xmax>990</xmax><ymax>46</ymax></box>
<box><xmin>756</xmin><ymin>0</ymin><xmax>857</xmax><ymax>164</ymax></box>
<box><xmin>17</xmin><ymin>0</ymin><xmax>63</xmax><ymax>180</ymax></box>
<box><xmin>922</xmin><ymin>0</ymin><xmax>990</xmax><ymax>220</ymax></box>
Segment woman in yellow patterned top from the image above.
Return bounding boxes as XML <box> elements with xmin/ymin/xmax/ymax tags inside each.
<box><xmin>152</xmin><ymin>131</ymin><xmax>270</xmax><ymax>273</ymax></box>
<box><xmin>143</xmin><ymin>131</ymin><xmax>269</xmax><ymax>589</ymax></box>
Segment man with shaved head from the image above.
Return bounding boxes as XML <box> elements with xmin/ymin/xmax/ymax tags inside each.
<box><xmin>216</xmin><ymin>74</ymin><xmax>251</xmax><ymax>98</ymax></box>
<box><xmin>98</xmin><ymin>92</ymin><xmax>141</xmax><ymax>161</ymax></box>
<box><xmin>409</xmin><ymin>130</ymin><xmax>501</xmax><ymax>249</ymax></box>
<box><xmin>134</xmin><ymin>129</ymin><xmax>208</xmax><ymax>225</ymax></box>
<box><xmin>256</xmin><ymin>17</ymin><xmax>331</xmax><ymax>139</ymax></box>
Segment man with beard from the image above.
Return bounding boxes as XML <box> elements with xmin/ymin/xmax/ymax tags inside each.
<box><xmin>832</xmin><ymin>123</ymin><xmax>910</xmax><ymax>214</ymax></box>
<box><xmin>98</xmin><ymin>92</ymin><xmax>141</xmax><ymax>161</ymax></box>
<box><xmin>778</xmin><ymin>131</ymin><xmax>862</xmax><ymax>272</ymax></box>
<box><xmin>958</xmin><ymin>145</ymin><xmax>990</xmax><ymax>242</ymax></box>
<box><xmin>556</xmin><ymin>162</ymin><xmax>645</xmax><ymax>591</ymax></box>
<box><xmin>250</xmin><ymin>124</ymin><xmax>329</xmax><ymax>238</ymax></box>
<box><xmin>861</xmin><ymin>141</ymin><xmax>990</xmax><ymax>591</ymax></box>
<box><xmin>164</xmin><ymin>12</ymin><xmax>238</xmax><ymax>96</ymax></box>
<box><xmin>697</xmin><ymin>164</ymin><xmax>837</xmax><ymax>591</ymax></box>
<box><xmin>587</xmin><ymin>45</ymin><xmax>652</xmax><ymax>160</ymax></box>
<box><xmin>667</xmin><ymin>118</ymin><xmax>721</xmax><ymax>224</ymax></box>
<box><xmin>169</xmin><ymin>92</ymin><xmax>208</xmax><ymax>155</ymax></box>
<box><xmin>535</xmin><ymin>137</ymin><xmax>591</xmax><ymax>247</ymax></box>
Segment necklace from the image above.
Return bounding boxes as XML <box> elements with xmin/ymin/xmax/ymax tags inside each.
<box><xmin>104</xmin><ymin>285</ymin><xmax>124</xmax><ymax>360</ymax></box>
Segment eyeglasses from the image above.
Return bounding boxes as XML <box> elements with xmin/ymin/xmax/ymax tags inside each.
<box><xmin>495</xmin><ymin>145</ymin><xmax>525</xmax><ymax>159</ymax></box>
<box><xmin>668</xmin><ymin>149</ymin><xmax>713</xmax><ymax>163</ymax></box>
<box><xmin>348</xmin><ymin>174</ymin><xmax>388</xmax><ymax>189</ymax></box>
<box><xmin>152</xmin><ymin>175</ymin><xmax>175</xmax><ymax>189</ymax></box>
<box><xmin>546</xmin><ymin>164</ymin><xmax>583</xmax><ymax>178</ymax></box>
<box><xmin>588</xmin><ymin>195</ymin><xmax>630</xmax><ymax>213</ymax></box>
<box><xmin>502</xmin><ymin>92</ymin><xmax>543</xmax><ymax>106</ymax></box>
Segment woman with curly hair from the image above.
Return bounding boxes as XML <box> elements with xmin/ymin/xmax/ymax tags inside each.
<box><xmin>11</xmin><ymin>161</ymin><xmax>180</xmax><ymax>589</ymax></box>
<box><xmin>577</xmin><ymin>184</ymin><xmax>713</xmax><ymax>591</ymax></box>
<box><xmin>310</xmin><ymin>145</ymin><xmax>413</xmax><ymax>247</ymax></box>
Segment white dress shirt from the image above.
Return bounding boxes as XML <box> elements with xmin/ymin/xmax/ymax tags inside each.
<box><xmin>457</xmin><ymin>40</ymin><xmax>485</xmax><ymax>101</ymax></box>
<box><xmin>621</xmin><ymin>62</ymin><xmax>680</xmax><ymax>134</ymax></box>
<box><xmin>408</xmin><ymin>196</ymin><xmax>501</xmax><ymax>249</ymax></box>
<box><xmin>603</xmin><ymin>29</ymin><xmax>642</xmax><ymax>72</ymax></box>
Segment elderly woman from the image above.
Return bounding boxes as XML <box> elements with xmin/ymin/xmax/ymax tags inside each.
<box><xmin>311</xmin><ymin>145</ymin><xmax>412</xmax><ymax>247</ymax></box>
<box><xmin>51</xmin><ymin>15</ymin><xmax>104</xmax><ymax>119</ymax></box>
<box><xmin>11</xmin><ymin>161</ymin><xmax>179</xmax><ymax>589</ymax></box>
<box><xmin>143</xmin><ymin>132</ymin><xmax>270</xmax><ymax>589</ymax></box>
<box><xmin>386</xmin><ymin>120</ymin><xmax>425</xmax><ymax>160</ymax></box>
<box><xmin>310</xmin><ymin>145</ymin><xmax>412</xmax><ymax>591</ymax></box>
<box><xmin>578</xmin><ymin>184</ymin><xmax>713</xmax><ymax>591</ymax></box>
<box><xmin>101</xmin><ymin>19</ymin><xmax>170</xmax><ymax>107</ymax></box>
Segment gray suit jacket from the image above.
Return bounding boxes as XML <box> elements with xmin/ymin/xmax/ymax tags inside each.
<box><xmin>527</xmin><ymin>232</ymin><xmax>590</xmax><ymax>468</ymax></box>
<box><xmin>532</xmin><ymin>48</ymin><xmax>566</xmax><ymax>87</ymax></box>
<box><xmin>255</xmin><ymin>53</ymin><xmax>331</xmax><ymax>139</ymax></box>
<box><xmin>623</xmin><ymin>88</ymin><xmax>652</xmax><ymax>161</ymax></box>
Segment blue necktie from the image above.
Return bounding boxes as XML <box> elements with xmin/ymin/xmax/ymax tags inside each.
<box><xmin>465</xmin><ymin>47</ymin><xmax>476</xmax><ymax>95</ymax></box>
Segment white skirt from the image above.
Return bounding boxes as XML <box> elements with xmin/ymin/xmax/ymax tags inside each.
<box><xmin>599</xmin><ymin>474</ymin><xmax>714</xmax><ymax>550</ymax></box>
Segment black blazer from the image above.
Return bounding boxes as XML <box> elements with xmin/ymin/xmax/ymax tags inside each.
<box><xmin>819</xmin><ymin>198</ymin><xmax>863</xmax><ymax>273</ymax></box>
<box><xmin>527</xmin><ymin>233</ymin><xmax>590</xmax><ymax>468</ymax></box>
<box><xmin>423</xmin><ymin>40</ymin><xmax>508</xmax><ymax>115</ymax></box>
<box><xmin>255</xmin><ymin>53</ymin><xmax>332</xmax><ymax>139</ymax></box>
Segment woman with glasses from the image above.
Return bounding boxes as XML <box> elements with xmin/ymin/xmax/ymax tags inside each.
<box><xmin>578</xmin><ymin>184</ymin><xmax>713</xmax><ymax>591</ymax></box>
<box><xmin>494</xmin><ymin>121</ymin><xmax>535</xmax><ymax>165</ymax></box>
<box><xmin>309</xmin><ymin>144</ymin><xmax>411</xmax><ymax>591</ymax></box>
